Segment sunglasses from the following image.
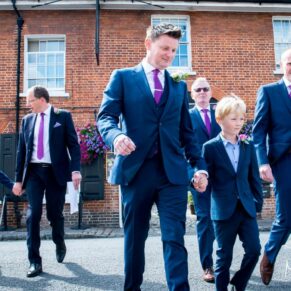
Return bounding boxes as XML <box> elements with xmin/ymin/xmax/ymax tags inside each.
<box><xmin>193</xmin><ymin>87</ymin><xmax>210</xmax><ymax>93</ymax></box>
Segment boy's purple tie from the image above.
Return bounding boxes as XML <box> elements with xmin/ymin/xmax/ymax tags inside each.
<box><xmin>37</xmin><ymin>112</ymin><xmax>45</xmax><ymax>159</ymax></box>
<box><xmin>153</xmin><ymin>69</ymin><xmax>163</xmax><ymax>104</ymax></box>
<box><xmin>201</xmin><ymin>109</ymin><xmax>211</xmax><ymax>136</ymax></box>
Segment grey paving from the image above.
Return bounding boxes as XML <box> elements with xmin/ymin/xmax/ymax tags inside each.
<box><xmin>1</xmin><ymin>209</ymin><xmax>290</xmax><ymax>290</ymax></box>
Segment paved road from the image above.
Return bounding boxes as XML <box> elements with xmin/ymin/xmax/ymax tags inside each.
<box><xmin>0</xmin><ymin>232</ymin><xmax>291</xmax><ymax>290</ymax></box>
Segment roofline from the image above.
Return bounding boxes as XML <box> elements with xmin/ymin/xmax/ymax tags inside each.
<box><xmin>1</xmin><ymin>1</ymin><xmax>291</xmax><ymax>13</ymax></box>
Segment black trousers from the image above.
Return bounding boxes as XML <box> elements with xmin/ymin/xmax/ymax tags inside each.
<box><xmin>25</xmin><ymin>163</ymin><xmax>66</xmax><ymax>264</ymax></box>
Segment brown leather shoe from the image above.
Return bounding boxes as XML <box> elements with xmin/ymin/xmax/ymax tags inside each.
<box><xmin>203</xmin><ymin>267</ymin><xmax>215</xmax><ymax>283</ymax></box>
<box><xmin>260</xmin><ymin>252</ymin><xmax>274</xmax><ymax>285</ymax></box>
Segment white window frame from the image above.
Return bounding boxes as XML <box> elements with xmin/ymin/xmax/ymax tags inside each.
<box><xmin>23</xmin><ymin>34</ymin><xmax>69</xmax><ymax>97</ymax></box>
<box><xmin>151</xmin><ymin>15</ymin><xmax>195</xmax><ymax>74</ymax></box>
<box><xmin>272</xmin><ymin>16</ymin><xmax>291</xmax><ymax>75</ymax></box>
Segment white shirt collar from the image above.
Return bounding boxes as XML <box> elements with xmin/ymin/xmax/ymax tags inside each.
<box><xmin>40</xmin><ymin>104</ymin><xmax>52</xmax><ymax>116</ymax></box>
<box><xmin>283</xmin><ymin>77</ymin><xmax>291</xmax><ymax>89</ymax></box>
<box><xmin>141</xmin><ymin>58</ymin><xmax>165</xmax><ymax>76</ymax></box>
<box><xmin>196</xmin><ymin>105</ymin><xmax>211</xmax><ymax>112</ymax></box>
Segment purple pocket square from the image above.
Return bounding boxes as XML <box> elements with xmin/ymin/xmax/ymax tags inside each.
<box><xmin>54</xmin><ymin>122</ymin><xmax>62</xmax><ymax>128</ymax></box>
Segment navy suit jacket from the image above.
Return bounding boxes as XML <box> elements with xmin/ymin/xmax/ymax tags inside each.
<box><xmin>202</xmin><ymin>135</ymin><xmax>263</xmax><ymax>220</ymax></box>
<box><xmin>97</xmin><ymin>63</ymin><xmax>206</xmax><ymax>186</ymax></box>
<box><xmin>0</xmin><ymin>170</ymin><xmax>13</xmax><ymax>190</ymax></box>
<box><xmin>187</xmin><ymin>106</ymin><xmax>221</xmax><ymax>180</ymax></box>
<box><xmin>16</xmin><ymin>107</ymin><xmax>81</xmax><ymax>187</ymax></box>
<box><xmin>253</xmin><ymin>78</ymin><xmax>291</xmax><ymax>166</ymax></box>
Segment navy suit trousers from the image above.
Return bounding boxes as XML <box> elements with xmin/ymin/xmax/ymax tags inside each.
<box><xmin>121</xmin><ymin>155</ymin><xmax>189</xmax><ymax>291</ymax></box>
<box><xmin>25</xmin><ymin>163</ymin><xmax>66</xmax><ymax>264</ymax></box>
<box><xmin>213</xmin><ymin>202</ymin><xmax>261</xmax><ymax>291</ymax></box>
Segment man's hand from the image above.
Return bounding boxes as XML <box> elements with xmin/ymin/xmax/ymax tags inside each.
<box><xmin>72</xmin><ymin>172</ymin><xmax>82</xmax><ymax>190</ymax></box>
<box><xmin>193</xmin><ymin>172</ymin><xmax>208</xmax><ymax>193</ymax></box>
<box><xmin>259</xmin><ymin>164</ymin><xmax>274</xmax><ymax>183</ymax></box>
<box><xmin>114</xmin><ymin>134</ymin><xmax>136</xmax><ymax>156</ymax></box>
<box><xmin>12</xmin><ymin>182</ymin><xmax>23</xmax><ymax>196</ymax></box>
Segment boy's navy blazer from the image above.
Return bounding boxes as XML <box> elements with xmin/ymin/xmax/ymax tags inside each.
<box><xmin>98</xmin><ymin>63</ymin><xmax>206</xmax><ymax>185</ymax></box>
<box><xmin>202</xmin><ymin>135</ymin><xmax>263</xmax><ymax>221</ymax></box>
<box><xmin>187</xmin><ymin>106</ymin><xmax>221</xmax><ymax>180</ymax></box>
<box><xmin>253</xmin><ymin>78</ymin><xmax>291</xmax><ymax>166</ymax></box>
<box><xmin>16</xmin><ymin>107</ymin><xmax>81</xmax><ymax>187</ymax></box>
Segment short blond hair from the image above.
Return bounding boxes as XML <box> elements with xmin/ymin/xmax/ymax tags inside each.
<box><xmin>215</xmin><ymin>95</ymin><xmax>246</xmax><ymax>120</ymax></box>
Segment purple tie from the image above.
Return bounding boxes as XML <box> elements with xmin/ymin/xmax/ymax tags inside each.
<box><xmin>153</xmin><ymin>69</ymin><xmax>163</xmax><ymax>104</ymax></box>
<box><xmin>37</xmin><ymin>112</ymin><xmax>45</xmax><ymax>159</ymax></box>
<box><xmin>201</xmin><ymin>109</ymin><xmax>211</xmax><ymax>136</ymax></box>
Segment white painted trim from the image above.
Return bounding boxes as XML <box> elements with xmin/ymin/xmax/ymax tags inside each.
<box><xmin>1</xmin><ymin>1</ymin><xmax>291</xmax><ymax>12</ymax></box>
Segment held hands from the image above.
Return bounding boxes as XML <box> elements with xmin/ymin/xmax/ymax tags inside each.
<box><xmin>259</xmin><ymin>164</ymin><xmax>274</xmax><ymax>183</ymax></box>
<box><xmin>192</xmin><ymin>173</ymin><xmax>208</xmax><ymax>193</ymax></box>
<box><xmin>12</xmin><ymin>182</ymin><xmax>24</xmax><ymax>196</ymax></box>
<box><xmin>114</xmin><ymin>134</ymin><xmax>136</xmax><ymax>156</ymax></box>
<box><xmin>72</xmin><ymin>172</ymin><xmax>82</xmax><ymax>190</ymax></box>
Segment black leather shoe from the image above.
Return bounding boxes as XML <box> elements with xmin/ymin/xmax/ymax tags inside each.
<box><xmin>56</xmin><ymin>243</ymin><xmax>66</xmax><ymax>263</ymax></box>
<box><xmin>27</xmin><ymin>263</ymin><xmax>42</xmax><ymax>278</ymax></box>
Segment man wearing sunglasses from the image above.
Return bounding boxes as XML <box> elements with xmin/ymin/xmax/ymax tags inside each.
<box><xmin>188</xmin><ymin>77</ymin><xmax>221</xmax><ymax>283</ymax></box>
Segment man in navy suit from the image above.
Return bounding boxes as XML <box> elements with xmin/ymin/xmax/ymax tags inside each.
<box><xmin>98</xmin><ymin>23</ymin><xmax>208</xmax><ymax>291</ymax></box>
<box><xmin>13</xmin><ymin>86</ymin><xmax>81</xmax><ymax>277</ymax></box>
<box><xmin>188</xmin><ymin>77</ymin><xmax>221</xmax><ymax>283</ymax></box>
<box><xmin>203</xmin><ymin>95</ymin><xmax>263</xmax><ymax>291</ymax></box>
<box><xmin>253</xmin><ymin>48</ymin><xmax>291</xmax><ymax>285</ymax></box>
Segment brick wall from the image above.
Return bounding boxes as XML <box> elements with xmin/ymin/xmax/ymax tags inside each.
<box><xmin>1</xmin><ymin>9</ymin><xmax>286</xmax><ymax>227</ymax></box>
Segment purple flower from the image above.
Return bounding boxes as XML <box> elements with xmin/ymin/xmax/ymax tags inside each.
<box><xmin>77</xmin><ymin>123</ymin><xmax>109</xmax><ymax>164</ymax></box>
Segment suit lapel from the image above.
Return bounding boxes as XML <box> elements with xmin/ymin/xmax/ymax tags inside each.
<box><xmin>28</xmin><ymin>114</ymin><xmax>37</xmax><ymax>149</ymax></box>
<box><xmin>279</xmin><ymin>79</ymin><xmax>291</xmax><ymax>115</ymax></box>
<box><xmin>160</xmin><ymin>70</ymin><xmax>173</xmax><ymax>117</ymax></box>
<box><xmin>49</xmin><ymin>107</ymin><xmax>56</xmax><ymax>141</ymax></box>
<box><xmin>193</xmin><ymin>107</ymin><xmax>208</xmax><ymax>137</ymax></box>
<box><xmin>134</xmin><ymin>64</ymin><xmax>155</xmax><ymax>102</ymax></box>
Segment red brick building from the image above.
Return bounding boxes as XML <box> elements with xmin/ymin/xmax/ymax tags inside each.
<box><xmin>1</xmin><ymin>0</ymin><xmax>290</xmax><ymax>227</ymax></box>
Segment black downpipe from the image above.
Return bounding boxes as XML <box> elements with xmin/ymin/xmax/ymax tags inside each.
<box><xmin>12</xmin><ymin>0</ymin><xmax>24</xmax><ymax>229</ymax></box>
<box><xmin>95</xmin><ymin>0</ymin><xmax>100</xmax><ymax>65</ymax></box>
<box><xmin>12</xmin><ymin>0</ymin><xmax>24</xmax><ymax>136</ymax></box>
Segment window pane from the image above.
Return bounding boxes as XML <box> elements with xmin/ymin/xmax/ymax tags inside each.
<box><xmin>39</xmin><ymin>41</ymin><xmax>46</xmax><ymax>52</ymax></box>
<box><xmin>180</xmin><ymin>56</ymin><xmax>188</xmax><ymax>67</ymax></box>
<box><xmin>172</xmin><ymin>57</ymin><xmax>179</xmax><ymax>67</ymax></box>
<box><xmin>47</xmin><ymin>41</ymin><xmax>59</xmax><ymax>52</ymax></box>
<box><xmin>56</xmin><ymin>53</ymin><xmax>64</xmax><ymax>64</ymax></box>
<box><xmin>28</xmin><ymin>66</ymin><xmax>37</xmax><ymax>79</ymax></box>
<box><xmin>56</xmin><ymin>65</ymin><xmax>64</xmax><ymax>78</ymax></box>
<box><xmin>59</xmin><ymin>41</ymin><xmax>65</xmax><ymax>51</ymax></box>
<box><xmin>47</xmin><ymin>54</ymin><xmax>55</xmax><ymax>64</ymax></box>
<box><xmin>28</xmin><ymin>79</ymin><xmax>37</xmax><ymax>88</ymax></box>
<box><xmin>37</xmin><ymin>54</ymin><xmax>45</xmax><ymax>65</ymax></box>
<box><xmin>47</xmin><ymin>78</ymin><xmax>56</xmax><ymax>88</ymax></box>
<box><xmin>28</xmin><ymin>41</ymin><xmax>39</xmax><ymax>52</ymax></box>
<box><xmin>37</xmin><ymin>66</ymin><xmax>46</xmax><ymax>78</ymax></box>
<box><xmin>47</xmin><ymin>66</ymin><xmax>55</xmax><ymax>78</ymax></box>
<box><xmin>179</xmin><ymin>44</ymin><xmax>187</xmax><ymax>55</ymax></box>
<box><xmin>56</xmin><ymin>78</ymin><xmax>64</xmax><ymax>88</ymax></box>
<box><xmin>28</xmin><ymin>54</ymin><xmax>36</xmax><ymax>64</ymax></box>
<box><xmin>36</xmin><ymin>79</ymin><xmax>47</xmax><ymax>87</ymax></box>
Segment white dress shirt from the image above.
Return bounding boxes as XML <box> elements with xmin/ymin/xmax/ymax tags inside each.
<box><xmin>31</xmin><ymin>105</ymin><xmax>52</xmax><ymax>164</ymax></box>
<box><xmin>196</xmin><ymin>105</ymin><xmax>212</xmax><ymax>125</ymax></box>
<box><xmin>142</xmin><ymin>59</ymin><xmax>165</xmax><ymax>98</ymax></box>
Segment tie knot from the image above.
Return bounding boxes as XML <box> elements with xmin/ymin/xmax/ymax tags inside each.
<box><xmin>40</xmin><ymin>112</ymin><xmax>45</xmax><ymax>117</ymax></box>
<box><xmin>201</xmin><ymin>109</ymin><xmax>209</xmax><ymax>113</ymax></box>
<box><xmin>153</xmin><ymin>68</ymin><xmax>160</xmax><ymax>76</ymax></box>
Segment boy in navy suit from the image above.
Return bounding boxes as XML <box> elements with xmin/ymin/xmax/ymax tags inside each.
<box><xmin>0</xmin><ymin>170</ymin><xmax>14</xmax><ymax>191</ymax></box>
<box><xmin>202</xmin><ymin>96</ymin><xmax>263</xmax><ymax>291</ymax></box>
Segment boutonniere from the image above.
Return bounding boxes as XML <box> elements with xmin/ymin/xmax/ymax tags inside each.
<box><xmin>239</xmin><ymin>134</ymin><xmax>252</xmax><ymax>144</ymax></box>
<box><xmin>54</xmin><ymin>108</ymin><xmax>63</xmax><ymax>115</ymax></box>
<box><xmin>171</xmin><ymin>71</ymin><xmax>189</xmax><ymax>82</ymax></box>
